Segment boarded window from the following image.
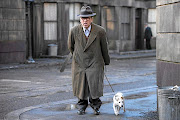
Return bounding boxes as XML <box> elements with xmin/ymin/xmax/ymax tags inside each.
<box><xmin>148</xmin><ymin>9</ymin><xmax>156</xmax><ymax>37</ymax></box>
<box><xmin>148</xmin><ymin>9</ymin><xmax>156</xmax><ymax>23</ymax></box>
<box><xmin>105</xmin><ymin>6</ymin><xmax>117</xmax><ymax>40</ymax></box>
<box><xmin>68</xmin><ymin>3</ymin><xmax>81</xmax><ymax>30</ymax></box>
<box><xmin>44</xmin><ymin>3</ymin><xmax>57</xmax><ymax>40</ymax></box>
<box><xmin>121</xmin><ymin>7</ymin><xmax>130</xmax><ymax>40</ymax></box>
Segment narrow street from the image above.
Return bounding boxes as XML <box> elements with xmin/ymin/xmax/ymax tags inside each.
<box><xmin>0</xmin><ymin>57</ymin><xmax>156</xmax><ymax>119</ymax></box>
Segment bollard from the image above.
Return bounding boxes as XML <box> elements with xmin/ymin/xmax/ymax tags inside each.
<box><xmin>48</xmin><ymin>44</ymin><xmax>58</xmax><ymax>56</ymax></box>
<box><xmin>158</xmin><ymin>86</ymin><xmax>180</xmax><ymax>120</ymax></box>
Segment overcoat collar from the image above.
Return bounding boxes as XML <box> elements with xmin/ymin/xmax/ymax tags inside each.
<box><xmin>77</xmin><ymin>23</ymin><xmax>98</xmax><ymax>52</ymax></box>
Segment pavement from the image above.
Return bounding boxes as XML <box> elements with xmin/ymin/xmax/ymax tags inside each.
<box><xmin>1</xmin><ymin>49</ymin><xmax>157</xmax><ymax>120</ymax></box>
<box><xmin>4</xmin><ymin>86</ymin><xmax>157</xmax><ymax>120</ymax></box>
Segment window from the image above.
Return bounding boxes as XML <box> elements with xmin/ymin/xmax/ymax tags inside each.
<box><xmin>104</xmin><ymin>6</ymin><xmax>117</xmax><ymax>40</ymax></box>
<box><xmin>148</xmin><ymin>9</ymin><xmax>156</xmax><ymax>37</ymax></box>
<box><xmin>148</xmin><ymin>9</ymin><xmax>156</xmax><ymax>23</ymax></box>
<box><xmin>68</xmin><ymin>3</ymin><xmax>81</xmax><ymax>30</ymax></box>
<box><xmin>44</xmin><ymin>3</ymin><xmax>57</xmax><ymax>41</ymax></box>
<box><xmin>121</xmin><ymin>7</ymin><xmax>130</xmax><ymax>40</ymax></box>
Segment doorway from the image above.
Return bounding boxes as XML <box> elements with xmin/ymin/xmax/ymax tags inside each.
<box><xmin>135</xmin><ymin>8</ymin><xmax>144</xmax><ymax>50</ymax></box>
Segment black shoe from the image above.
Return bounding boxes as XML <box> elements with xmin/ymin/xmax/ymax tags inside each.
<box><xmin>93</xmin><ymin>108</ymin><xmax>100</xmax><ymax>115</ymax></box>
<box><xmin>77</xmin><ymin>109</ymin><xmax>85</xmax><ymax>115</ymax></box>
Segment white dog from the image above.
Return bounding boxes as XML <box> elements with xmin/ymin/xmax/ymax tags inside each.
<box><xmin>113</xmin><ymin>92</ymin><xmax>125</xmax><ymax>116</ymax></box>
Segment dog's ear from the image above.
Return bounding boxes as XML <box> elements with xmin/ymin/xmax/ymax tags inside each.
<box><xmin>121</xmin><ymin>96</ymin><xmax>124</xmax><ymax>100</ymax></box>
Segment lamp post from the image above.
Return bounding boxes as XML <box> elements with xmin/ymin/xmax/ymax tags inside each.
<box><xmin>24</xmin><ymin>0</ymin><xmax>35</xmax><ymax>63</ymax></box>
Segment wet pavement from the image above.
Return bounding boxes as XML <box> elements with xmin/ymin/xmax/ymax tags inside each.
<box><xmin>1</xmin><ymin>50</ymin><xmax>157</xmax><ymax>120</ymax></box>
<box><xmin>5</xmin><ymin>86</ymin><xmax>157</xmax><ymax>120</ymax></box>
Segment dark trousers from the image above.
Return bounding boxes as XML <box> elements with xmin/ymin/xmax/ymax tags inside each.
<box><xmin>146</xmin><ymin>38</ymin><xmax>151</xmax><ymax>50</ymax></box>
<box><xmin>76</xmin><ymin>74</ymin><xmax>102</xmax><ymax>111</ymax></box>
<box><xmin>76</xmin><ymin>97</ymin><xmax>102</xmax><ymax>110</ymax></box>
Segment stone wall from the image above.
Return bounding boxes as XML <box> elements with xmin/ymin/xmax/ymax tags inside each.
<box><xmin>0</xmin><ymin>0</ymin><xmax>156</xmax><ymax>63</ymax></box>
<box><xmin>156</xmin><ymin>0</ymin><xmax>180</xmax><ymax>86</ymax></box>
<box><xmin>0</xmin><ymin>0</ymin><xmax>26</xmax><ymax>63</ymax></box>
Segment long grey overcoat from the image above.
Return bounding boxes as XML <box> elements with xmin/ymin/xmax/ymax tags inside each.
<box><xmin>68</xmin><ymin>23</ymin><xmax>110</xmax><ymax>99</ymax></box>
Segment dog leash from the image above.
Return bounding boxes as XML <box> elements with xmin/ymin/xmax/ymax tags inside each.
<box><xmin>104</xmin><ymin>66</ymin><xmax>114</xmax><ymax>92</ymax></box>
<box><xmin>104</xmin><ymin>73</ymin><xmax>114</xmax><ymax>92</ymax></box>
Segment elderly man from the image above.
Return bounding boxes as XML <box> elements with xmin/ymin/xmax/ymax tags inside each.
<box><xmin>68</xmin><ymin>6</ymin><xmax>110</xmax><ymax>115</ymax></box>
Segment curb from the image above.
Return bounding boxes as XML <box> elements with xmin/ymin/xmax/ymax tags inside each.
<box><xmin>119</xmin><ymin>50</ymin><xmax>156</xmax><ymax>55</ymax></box>
<box><xmin>0</xmin><ymin>50</ymin><xmax>156</xmax><ymax>70</ymax></box>
<box><xmin>110</xmin><ymin>50</ymin><xmax>156</xmax><ymax>60</ymax></box>
<box><xmin>0</xmin><ymin>59</ymin><xmax>64</xmax><ymax>70</ymax></box>
<box><xmin>110</xmin><ymin>53</ymin><xmax>156</xmax><ymax>60</ymax></box>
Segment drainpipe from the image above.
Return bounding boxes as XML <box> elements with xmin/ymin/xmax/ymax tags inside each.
<box><xmin>25</xmin><ymin>0</ymin><xmax>35</xmax><ymax>63</ymax></box>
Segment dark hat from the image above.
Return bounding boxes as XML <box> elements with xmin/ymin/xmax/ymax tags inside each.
<box><xmin>77</xmin><ymin>6</ymin><xmax>96</xmax><ymax>17</ymax></box>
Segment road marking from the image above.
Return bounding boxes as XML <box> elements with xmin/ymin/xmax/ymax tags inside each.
<box><xmin>0</xmin><ymin>79</ymin><xmax>31</xmax><ymax>83</ymax></box>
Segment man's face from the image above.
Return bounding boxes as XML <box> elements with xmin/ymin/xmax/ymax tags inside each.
<box><xmin>80</xmin><ymin>17</ymin><xmax>93</xmax><ymax>29</ymax></box>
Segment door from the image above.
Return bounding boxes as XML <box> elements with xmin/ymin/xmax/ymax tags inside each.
<box><xmin>135</xmin><ymin>9</ymin><xmax>143</xmax><ymax>50</ymax></box>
